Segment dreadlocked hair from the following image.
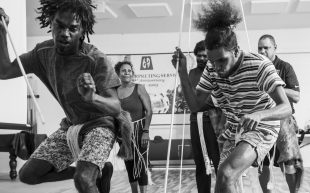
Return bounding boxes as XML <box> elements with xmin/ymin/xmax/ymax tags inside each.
<box><xmin>194</xmin><ymin>0</ymin><xmax>242</xmax><ymax>50</ymax></box>
<box><xmin>36</xmin><ymin>0</ymin><xmax>96</xmax><ymax>42</ymax></box>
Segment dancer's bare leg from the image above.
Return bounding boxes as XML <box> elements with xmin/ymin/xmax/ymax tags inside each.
<box><xmin>19</xmin><ymin>158</ymin><xmax>75</xmax><ymax>184</ymax></box>
<box><xmin>129</xmin><ymin>181</ymin><xmax>139</xmax><ymax>193</ymax></box>
<box><xmin>74</xmin><ymin>161</ymin><xmax>100</xmax><ymax>193</ymax></box>
<box><xmin>259</xmin><ymin>166</ymin><xmax>273</xmax><ymax>193</ymax></box>
<box><xmin>139</xmin><ymin>185</ymin><xmax>147</xmax><ymax>193</ymax></box>
<box><xmin>215</xmin><ymin>142</ymin><xmax>257</xmax><ymax>193</ymax></box>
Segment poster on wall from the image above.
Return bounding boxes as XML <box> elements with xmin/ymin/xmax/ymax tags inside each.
<box><xmin>109</xmin><ymin>53</ymin><xmax>197</xmax><ymax>124</ymax></box>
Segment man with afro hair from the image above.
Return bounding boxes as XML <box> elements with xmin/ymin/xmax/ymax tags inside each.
<box><xmin>172</xmin><ymin>0</ymin><xmax>292</xmax><ymax>192</ymax></box>
<box><xmin>0</xmin><ymin>1</ymin><xmax>125</xmax><ymax>193</ymax></box>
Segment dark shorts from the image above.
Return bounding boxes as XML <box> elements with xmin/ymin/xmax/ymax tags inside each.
<box><xmin>263</xmin><ymin>116</ymin><xmax>301</xmax><ymax>174</ymax></box>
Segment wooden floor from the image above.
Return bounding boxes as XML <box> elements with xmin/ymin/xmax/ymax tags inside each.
<box><xmin>1</xmin><ymin>167</ymin><xmax>310</xmax><ymax>193</ymax></box>
<box><xmin>110</xmin><ymin>167</ymin><xmax>310</xmax><ymax>193</ymax></box>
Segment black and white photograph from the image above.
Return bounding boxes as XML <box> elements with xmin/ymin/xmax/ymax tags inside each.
<box><xmin>0</xmin><ymin>0</ymin><xmax>310</xmax><ymax>192</ymax></box>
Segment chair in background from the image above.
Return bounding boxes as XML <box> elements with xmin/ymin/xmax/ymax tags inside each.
<box><xmin>0</xmin><ymin>75</ymin><xmax>38</xmax><ymax>180</ymax></box>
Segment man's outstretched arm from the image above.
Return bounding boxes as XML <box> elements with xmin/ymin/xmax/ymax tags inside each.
<box><xmin>0</xmin><ymin>8</ymin><xmax>24</xmax><ymax>79</ymax></box>
<box><xmin>92</xmin><ymin>88</ymin><xmax>121</xmax><ymax>117</ymax></box>
<box><xmin>77</xmin><ymin>73</ymin><xmax>121</xmax><ymax>117</ymax></box>
<box><xmin>171</xmin><ymin>48</ymin><xmax>211</xmax><ymax>112</ymax></box>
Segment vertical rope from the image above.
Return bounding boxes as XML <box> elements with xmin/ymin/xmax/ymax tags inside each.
<box><xmin>132</xmin><ymin>119</ymin><xmax>148</xmax><ymax>179</ymax></box>
<box><xmin>197</xmin><ymin>112</ymin><xmax>212</xmax><ymax>175</ymax></box>
<box><xmin>146</xmin><ymin>141</ymin><xmax>155</xmax><ymax>185</ymax></box>
<box><xmin>178</xmin><ymin>110</ymin><xmax>187</xmax><ymax>193</ymax></box>
<box><xmin>187</xmin><ymin>0</ymin><xmax>194</xmax><ymax>56</ymax></box>
<box><xmin>177</xmin><ymin>0</ymin><xmax>187</xmax><ymax>48</ymax></box>
<box><xmin>236</xmin><ymin>2</ymin><xmax>252</xmax><ymax>192</ymax></box>
<box><xmin>178</xmin><ymin>1</ymin><xmax>194</xmax><ymax>192</ymax></box>
<box><xmin>1</xmin><ymin>17</ymin><xmax>45</xmax><ymax>124</ymax></box>
<box><xmin>235</xmin><ymin>123</ymin><xmax>245</xmax><ymax>193</ymax></box>
<box><xmin>238</xmin><ymin>0</ymin><xmax>251</xmax><ymax>52</ymax></box>
<box><xmin>267</xmin><ymin>144</ymin><xmax>277</xmax><ymax>190</ymax></box>
<box><xmin>163</xmin><ymin>0</ymin><xmax>187</xmax><ymax>192</ymax></box>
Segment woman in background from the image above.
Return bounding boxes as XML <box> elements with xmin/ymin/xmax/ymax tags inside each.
<box><xmin>114</xmin><ymin>61</ymin><xmax>153</xmax><ymax>193</ymax></box>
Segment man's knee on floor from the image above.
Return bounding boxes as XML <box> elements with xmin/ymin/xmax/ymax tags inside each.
<box><xmin>19</xmin><ymin>167</ymin><xmax>40</xmax><ymax>185</ymax></box>
<box><xmin>19</xmin><ymin>158</ymin><xmax>54</xmax><ymax>185</ymax></box>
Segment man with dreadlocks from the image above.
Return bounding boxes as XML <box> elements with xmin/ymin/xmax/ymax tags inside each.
<box><xmin>172</xmin><ymin>0</ymin><xmax>292</xmax><ymax>192</ymax></box>
<box><xmin>0</xmin><ymin>1</ymin><xmax>127</xmax><ymax>193</ymax></box>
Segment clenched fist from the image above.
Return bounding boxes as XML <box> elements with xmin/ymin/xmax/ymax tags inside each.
<box><xmin>77</xmin><ymin>73</ymin><xmax>96</xmax><ymax>102</ymax></box>
<box><xmin>0</xmin><ymin>7</ymin><xmax>9</xmax><ymax>31</ymax></box>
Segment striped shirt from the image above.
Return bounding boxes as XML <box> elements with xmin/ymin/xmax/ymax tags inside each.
<box><xmin>196</xmin><ymin>51</ymin><xmax>285</xmax><ymax>139</ymax></box>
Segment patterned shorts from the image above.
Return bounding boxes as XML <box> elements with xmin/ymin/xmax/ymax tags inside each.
<box><xmin>219</xmin><ymin>129</ymin><xmax>277</xmax><ymax>169</ymax></box>
<box><xmin>30</xmin><ymin>127</ymin><xmax>115</xmax><ymax>172</ymax></box>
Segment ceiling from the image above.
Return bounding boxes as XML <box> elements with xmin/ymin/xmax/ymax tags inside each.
<box><xmin>26</xmin><ymin>0</ymin><xmax>310</xmax><ymax>36</ymax></box>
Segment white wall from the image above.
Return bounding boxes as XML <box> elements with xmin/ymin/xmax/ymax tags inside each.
<box><xmin>27</xmin><ymin>28</ymin><xmax>310</xmax><ymax>139</ymax></box>
<box><xmin>0</xmin><ymin>0</ymin><xmax>27</xmax><ymax>126</ymax></box>
<box><xmin>0</xmin><ymin>0</ymin><xmax>27</xmax><ymax>173</ymax></box>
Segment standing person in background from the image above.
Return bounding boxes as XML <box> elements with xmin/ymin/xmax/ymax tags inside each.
<box><xmin>114</xmin><ymin>61</ymin><xmax>153</xmax><ymax>193</ymax></box>
<box><xmin>172</xmin><ymin>40</ymin><xmax>220</xmax><ymax>193</ymax></box>
<box><xmin>258</xmin><ymin>34</ymin><xmax>303</xmax><ymax>193</ymax></box>
<box><xmin>0</xmin><ymin>1</ymin><xmax>129</xmax><ymax>192</ymax></box>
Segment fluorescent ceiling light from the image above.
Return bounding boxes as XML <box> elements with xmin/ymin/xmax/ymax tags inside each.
<box><xmin>128</xmin><ymin>3</ymin><xmax>173</xmax><ymax>18</ymax></box>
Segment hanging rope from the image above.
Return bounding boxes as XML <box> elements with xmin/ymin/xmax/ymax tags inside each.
<box><xmin>163</xmin><ymin>0</ymin><xmax>187</xmax><ymax>192</ymax></box>
<box><xmin>178</xmin><ymin>1</ymin><xmax>194</xmax><ymax>192</ymax></box>
<box><xmin>146</xmin><ymin>141</ymin><xmax>155</xmax><ymax>185</ymax></box>
<box><xmin>234</xmin><ymin>120</ymin><xmax>244</xmax><ymax>193</ymax></box>
<box><xmin>131</xmin><ymin>118</ymin><xmax>148</xmax><ymax>179</ymax></box>
<box><xmin>1</xmin><ymin>17</ymin><xmax>45</xmax><ymax>124</ymax></box>
<box><xmin>197</xmin><ymin>112</ymin><xmax>212</xmax><ymax>174</ymax></box>
<box><xmin>238</xmin><ymin>0</ymin><xmax>251</xmax><ymax>52</ymax></box>
<box><xmin>267</xmin><ymin>144</ymin><xmax>277</xmax><ymax>190</ymax></box>
<box><xmin>66</xmin><ymin>124</ymin><xmax>83</xmax><ymax>160</ymax></box>
<box><xmin>187</xmin><ymin>0</ymin><xmax>194</xmax><ymax>56</ymax></box>
<box><xmin>178</xmin><ymin>110</ymin><xmax>187</xmax><ymax>193</ymax></box>
<box><xmin>235</xmin><ymin>1</ymin><xmax>254</xmax><ymax>192</ymax></box>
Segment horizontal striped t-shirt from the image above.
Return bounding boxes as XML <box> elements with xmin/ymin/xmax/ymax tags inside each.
<box><xmin>196</xmin><ymin>51</ymin><xmax>285</xmax><ymax>139</ymax></box>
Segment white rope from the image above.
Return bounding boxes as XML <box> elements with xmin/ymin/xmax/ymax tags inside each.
<box><xmin>236</xmin><ymin>1</ymin><xmax>252</xmax><ymax>192</ymax></box>
<box><xmin>178</xmin><ymin>110</ymin><xmax>187</xmax><ymax>193</ymax></box>
<box><xmin>238</xmin><ymin>0</ymin><xmax>252</xmax><ymax>52</ymax></box>
<box><xmin>197</xmin><ymin>112</ymin><xmax>212</xmax><ymax>175</ymax></box>
<box><xmin>267</xmin><ymin>144</ymin><xmax>277</xmax><ymax>190</ymax></box>
<box><xmin>146</xmin><ymin>141</ymin><xmax>155</xmax><ymax>185</ymax></box>
<box><xmin>132</xmin><ymin>119</ymin><xmax>148</xmax><ymax>179</ymax></box>
<box><xmin>66</xmin><ymin>124</ymin><xmax>83</xmax><ymax>160</ymax></box>
<box><xmin>187</xmin><ymin>0</ymin><xmax>194</xmax><ymax>56</ymax></box>
<box><xmin>177</xmin><ymin>0</ymin><xmax>187</xmax><ymax>48</ymax></box>
<box><xmin>235</xmin><ymin>123</ymin><xmax>244</xmax><ymax>193</ymax></box>
<box><xmin>1</xmin><ymin>17</ymin><xmax>45</xmax><ymax>124</ymax></box>
<box><xmin>178</xmin><ymin>1</ymin><xmax>194</xmax><ymax>192</ymax></box>
<box><xmin>163</xmin><ymin>0</ymin><xmax>187</xmax><ymax>192</ymax></box>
